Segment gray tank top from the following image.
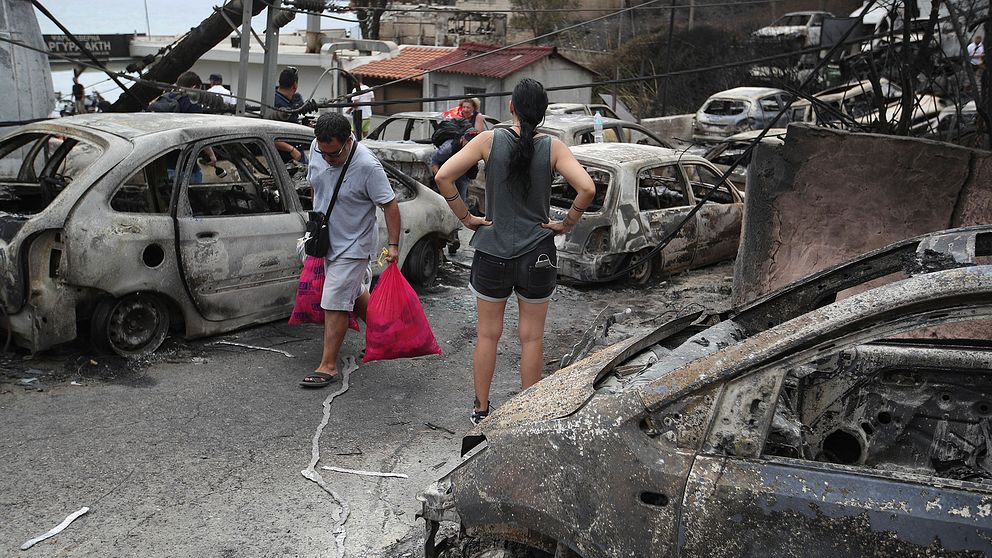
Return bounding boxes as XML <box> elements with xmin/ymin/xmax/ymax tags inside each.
<box><xmin>470</xmin><ymin>128</ymin><xmax>554</xmax><ymax>258</ymax></box>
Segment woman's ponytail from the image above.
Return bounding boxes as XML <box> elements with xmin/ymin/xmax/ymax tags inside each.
<box><xmin>507</xmin><ymin>79</ymin><xmax>548</xmax><ymax>194</ymax></box>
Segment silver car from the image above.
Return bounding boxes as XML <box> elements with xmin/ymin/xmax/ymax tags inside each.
<box><xmin>0</xmin><ymin>114</ymin><xmax>459</xmax><ymax>356</ymax></box>
<box><xmin>692</xmin><ymin>87</ymin><xmax>792</xmax><ymax>143</ymax></box>
<box><xmin>550</xmin><ymin>144</ymin><xmax>743</xmax><ymax>285</ymax></box>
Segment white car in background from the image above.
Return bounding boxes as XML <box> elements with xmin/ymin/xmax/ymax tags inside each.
<box><xmin>752</xmin><ymin>11</ymin><xmax>832</xmax><ymax>47</ymax></box>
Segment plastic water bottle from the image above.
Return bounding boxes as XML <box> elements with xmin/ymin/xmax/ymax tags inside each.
<box><xmin>593</xmin><ymin>111</ymin><xmax>604</xmax><ymax>143</ymax></box>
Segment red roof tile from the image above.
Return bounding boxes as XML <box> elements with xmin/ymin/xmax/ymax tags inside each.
<box><xmin>417</xmin><ymin>41</ymin><xmax>556</xmax><ymax>79</ymax></box>
<box><xmin>352</xmin><ymin>46</ymin><xmax>453</xmax><ymax>81</ymax></box>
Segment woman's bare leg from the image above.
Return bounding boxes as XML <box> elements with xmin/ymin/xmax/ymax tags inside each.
<box><xmin>474</xmin><ymin>298</ymin><xmax>507</xmax><ymax>411</ymax></box>
<box><xmin>517</xmin><ymin>300</ymin><xmax>550</xmax><ymax>389</ymax></box>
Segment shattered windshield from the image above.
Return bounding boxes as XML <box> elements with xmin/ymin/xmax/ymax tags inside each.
<box><xmin>551</xmin><ymin>166</ymin><xmax>610</xmax><ymax>212</ymax></box>
<box><xmin>703</xmin><ymin>99</ymin><xmax>748</xmax><ymax>116</ymax></box>
<box><xmin>0</xmin><ymin>133</ymin><xmax>102</xmax><ymax>216</ymax></box>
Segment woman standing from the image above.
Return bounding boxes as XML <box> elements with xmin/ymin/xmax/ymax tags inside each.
<box><xmin>436</xmin><ymin>79</ymin><xmax>596</xmax><ymax>424</ymax></box>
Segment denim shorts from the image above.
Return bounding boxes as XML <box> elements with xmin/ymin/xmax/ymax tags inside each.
<box><xmin>470</xmin><ymin>236</ymin><xmax>557</xmax><ymax>304</ymax></box>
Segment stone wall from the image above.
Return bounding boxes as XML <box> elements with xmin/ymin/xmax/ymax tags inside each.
<box><xmin>733</xmin><ymin>123</ymin><xmax>992</xmax><ymax>307</ymax></box>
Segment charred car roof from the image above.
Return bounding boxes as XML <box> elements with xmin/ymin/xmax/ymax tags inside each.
<box><xmin>8</xmin><ymin>113</ymin><xmax>314</xmax><ymax>141</ymax></box>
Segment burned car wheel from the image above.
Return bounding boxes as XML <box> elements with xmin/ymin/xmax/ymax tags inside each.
<box><xmin>626</xmin><ymin>248</ymin><xmax>656</xmax><ymax>285</ymax></box>
<box><xmin>404</xmin><ymin>238</ymin><xmax>442</xmax><ymax>288</ymax></box>
<box><xmin>90</xmin><ymin>294</ymin><xmax>170</xmax><ymax>357</ymax></box>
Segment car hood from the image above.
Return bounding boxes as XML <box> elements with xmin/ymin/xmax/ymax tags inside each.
<box><xmin>474</xmin><ymin>334</ymin><xmax>641</xmax><ymax>433</ymax></box>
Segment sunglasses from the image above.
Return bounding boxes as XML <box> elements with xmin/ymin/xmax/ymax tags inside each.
<box><xmin>313</xmin><ymin>138</ymin><xmax>350</xmax><ymax>159</ymax></box>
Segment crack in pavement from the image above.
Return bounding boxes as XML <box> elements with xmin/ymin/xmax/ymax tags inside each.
<box><xmin>300</xmin><ymin>355</ymin><xmax>360</xmax><ymax>558</ymax></box>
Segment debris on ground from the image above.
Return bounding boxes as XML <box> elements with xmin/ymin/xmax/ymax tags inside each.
<box><xmin>20</xmin><ymin>506</ymin><xmax>90</xmax><ymax>550</ymax></box>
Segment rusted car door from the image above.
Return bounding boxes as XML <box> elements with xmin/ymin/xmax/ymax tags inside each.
<box><xmin>680</xmin><ymin>162</ymin><xmax>742</xmax><ymax>267</ymax></box>
<box><xmin>175</xmin><ymin>137</ymin><xmax>305</xmax><ymax>321</ymax></box>
<box><xmin>634</xmin><ymin>163</ymin><xmax>697</xmax><ymax>272</ymax></box>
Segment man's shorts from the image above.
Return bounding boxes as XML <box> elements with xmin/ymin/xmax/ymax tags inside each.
<box><xmin>469</xmin><ymin>235</ymin><xmax>557</xmax><ymax>304</ymax></box>
<box><xmin>321</xmin><ymin>258</ymin><xmax>372</xmax><ymax>311</ymax></box>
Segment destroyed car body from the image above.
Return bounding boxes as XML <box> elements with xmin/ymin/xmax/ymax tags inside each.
<box><xmin>933</xmin><ymin>100</ymin><xmax>978</xmax><ymax>146</ymax></box>
<box><xmin>497</xmin><ymin>115</ymin><xmax>673</xmax><ymax>148</ymax></box>
<box><xmin>0</xmin><ymin>114</ymin><xmax>459</xmax><ymax>355</ymax></box>
<box><xmin>789</xmin><ymin>78</ymin><xmax>946</xmax><ymax>133</ymax></box>
<box><xmin>365</xmin><ymin>111</ymin><xmax>498</xmax><ymax>216</ymax></box>
<box><xmin>420</xmin><ymin>226</ymin><xmax>992</xmax><ymax>558</ymax></box>
<box><xmin>751</xmin><ymin>11</ymin><xmax>832</xmax><ymax>47</ymax></box>
<box><xmin>366</xmin><ymin>111</ymin><xmax>500</xmax><ymax>142</ymax></box>
<box><xmin>691</xmin><ymin>87</ymin><xmax>792</xmax><ymax>143</ymax></box>
<box><xmin>548</xmin><ymin>144</ymin><xmax>743</xmax><ymax>285</ymax></box>
<box><xmin>545</xmin><ymin>103</ymin><xmax>620</xmax><ymax>120</ymax></box>
<box><xmin>703</xmin><ymin>128</ymin><xmax>787</xmax><ymax>190</ymax></box>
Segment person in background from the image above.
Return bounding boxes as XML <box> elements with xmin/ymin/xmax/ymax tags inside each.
<box><xmin>435</xmin><ymin>78</ymin><xmax>596</xmax><ymax>425</ymax></box>
<box><xmin>268</xmin><ymin>67</ymin><xmax>308</xmax><ymax>164</ymax></box>
<box><xmin>299</xmin><ymin>113</ymin><xmax>401</xmax><ymax>388</ymax></box>
<box><xmin>69</xmin><ymin>83</ymin><xmax>97</xmax><ymax>115</ymax></box>
<box><xmin>206</xmin><ymin>73</ymin><xmax>234</xmax><ymax>104</ymax></box>
<box><xmin>431</xmin><ymin>127</ymin><xmax>480</xmax><ymax>202</ymax></box>
<box><xmin>460</xmin><ymin>97</ymin><xmax>487</xmax><ymax>131</ymax></box>
<box><xmin>345</xmin><ymin>76</ymin><xmax>375</xmax><ymax>138</ymax></box>
<box><xmin>148</xmin><ymin>71</ymin><xmax>221</xmax><ymax>182</ymax></box>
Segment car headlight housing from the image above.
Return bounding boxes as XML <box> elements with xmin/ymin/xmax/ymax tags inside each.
<box><xmin>584</xmin><ymin>226</ymin><xmax>611</xmax><ymax>254</ymax></box>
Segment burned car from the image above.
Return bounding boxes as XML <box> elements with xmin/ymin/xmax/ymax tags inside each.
<box><xmin>549</xmin><ymin>144</ymin><xmax>743</xmax><ymax>285</ymax></box>
<box><xmin>421</xmin><ymin>226</ymin><xmax>992</xmax><ymax>557</ymax></box>
<box><xmin>365</xmin><ymin>111</ymin><xmax>498</xmax><ymax>218</ymax></box>
<box><xmin>0</xmin><ymin>114</ymin><xmax>459</xmax><ymax>355</ymax></box>
<box><xmin>498</xmin><ymin>115</ymin><xmax>672</xmax><ymax>148</ymax></box>
<box><xmin>703</xmin><ymin>128</ymin><xmax>787</xmax><ymax>191</ymax></box>
<box><xmin>366</xmin><ymin>111</ymin><xmax>500</xmax><ymax>142</ymax></box>
<box><xmin>692</xmin><ymin>87</ymin><xmax>792</xmax><ymax>143</ymax></box>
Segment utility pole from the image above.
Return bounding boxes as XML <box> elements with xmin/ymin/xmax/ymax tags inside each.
<box><xmin>236</xmin><ymin>0</ymin><xmax>252</xmax><ymax>115</ymax></box>
<box><xmin>261</xmin><ymin>0</ymin><xmax>282</xmax><ymax>118</ymax></box>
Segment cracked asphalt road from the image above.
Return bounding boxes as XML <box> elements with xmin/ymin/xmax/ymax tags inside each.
<box><xmin>0</xmin><ymin>254</ymin><xmax>733</xmax><ymax>557</ymax></box>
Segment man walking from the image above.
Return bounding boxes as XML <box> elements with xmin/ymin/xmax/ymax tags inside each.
<box><xmin>300</xmin><ymin>113</ymin><xmax>401</xmax><ymax>388</ymax></box>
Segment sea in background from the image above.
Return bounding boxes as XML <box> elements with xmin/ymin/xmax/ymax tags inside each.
<box><xmin>37</xmin><ymin>0</ymin><xmax>358</xmax><ymax>103</ymax></box>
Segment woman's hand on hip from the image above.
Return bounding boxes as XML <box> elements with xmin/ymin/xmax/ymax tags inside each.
<box><xmin>461</xmin><ymin>214</ymin><xmax>492</xmax><ymax>231</ymax></box>
<box><xmin>541</xmin><ymin>220</ymin><xmax>571</xmax><ymax>235</ymax></box>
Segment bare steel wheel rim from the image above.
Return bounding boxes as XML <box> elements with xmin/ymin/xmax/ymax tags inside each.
<box><xmin>628</xmin><ymin>249</ymin><xmax>652</xmax><ymax>283</ymax></box>
<box><xmin>105</xmin><ymin>295</ymin><xmax>168</xmax><ymax>355</ymax></box>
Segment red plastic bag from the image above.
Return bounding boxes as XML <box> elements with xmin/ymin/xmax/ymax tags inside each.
<box><xmin>289</xmin><ymin>256</ymin><xmax>359</xmax><ymax>331</ymax></box>
<box><xmin>363</xmin><ymin>262</ymin><xmax>441</xmax><ymax>363</ymax></box>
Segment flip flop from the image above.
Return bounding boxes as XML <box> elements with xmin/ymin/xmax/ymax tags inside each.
<box><xmin>300</xmin><ymin>372</ymin><xmax>341</xmax><ymax>388</ymax></box>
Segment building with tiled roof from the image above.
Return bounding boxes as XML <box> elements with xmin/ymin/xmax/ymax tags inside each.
<box><xmin>351</xmin><ymin>45</ymin><xmax>454</xmax><ymax>115</ymax></box>
<box><xmin>416</xmin><ymin>42</ymin><xmax>598</xmax><ymax>121</ymax></box>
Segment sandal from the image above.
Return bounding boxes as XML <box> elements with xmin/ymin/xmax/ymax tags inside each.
<box><xmin>300</xmin><ymin>372</ymin><xmax>340</xmax><ymax>388</ymax></box>
<box><xmin>471</xmin><ymin>398</ymin><xmax>491</xmax><ymax>425</ymax></box>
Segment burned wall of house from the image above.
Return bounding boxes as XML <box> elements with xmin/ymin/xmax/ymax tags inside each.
<box><xmin>734</xmin><ymin>124</ymin><xmax>992</xmax><ymax>307</ymax></box>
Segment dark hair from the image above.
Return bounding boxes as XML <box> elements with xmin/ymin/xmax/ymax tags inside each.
<box><xmin>508</xmin><ymin>78</ymin><xmax>548</xmax><ymax>190</ymax></box>
<box><xmin>176</xmin><ymin>71</ymin><xmax>202</xmax><ymax>89</ymax></box>
<box><xmin>71</xmin><ymin>83</ymin><xmax>84</xmax><ymax>99</ymax></box>
<box><xmin>279</xmin><ymin>67</ymin><xmax>299</xmax><ymax>89</ymax></box>
<box><xmin>314</xmin><ymin>112</ymin><xmax>352</xmax><ymax>143</ymax></box>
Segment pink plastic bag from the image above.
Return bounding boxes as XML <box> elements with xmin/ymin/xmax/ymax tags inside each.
<box><xmin>289</xmin><ymin>256</ymin><xmax>359</xmax><ymax>331</ymax></box>
<box><xmin>363</xmin><ymin>262</ymin><xmax>441</xmax><ymax>363</ymax></box>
